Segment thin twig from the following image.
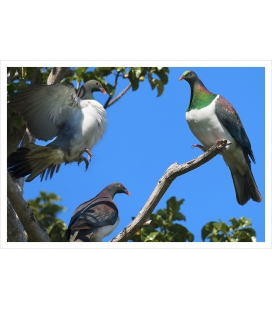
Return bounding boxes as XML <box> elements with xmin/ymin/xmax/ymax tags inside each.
<box><xmin>104</xmin><ymin>83</ymin><xmax>132</xmax><ymax>109</ymax></box>
<box><xmin>111</xmin><ymin>139</ymin><xmax>231</xmax><ymax>242</ymax></box>
<box><xmin>104</xmin><ymin>71</ymin><xmax>120</xmax><ymax>109</ymax></box>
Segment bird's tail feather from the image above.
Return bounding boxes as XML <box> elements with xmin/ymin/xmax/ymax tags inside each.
<box><xmin>7</xmin><ymin>142</ymin><xmax>63</xmax><ymax>182</ymax></box>
<box><xmin>231</xmin><ymin>169</ymin><xmax>262</xmax><ymax>205</ymax></box>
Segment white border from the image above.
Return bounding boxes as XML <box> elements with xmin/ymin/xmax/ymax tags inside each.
<box><xmin>1</xmin><ymin>60</ymin><xmax>271</xmax><ymax>249</ymax></box>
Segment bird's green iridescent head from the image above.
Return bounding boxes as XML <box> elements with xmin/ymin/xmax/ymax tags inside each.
<box><xmin>179</xmin><ymin>70</ymin><xmax>198</xmax><ymax>82</ymax></box>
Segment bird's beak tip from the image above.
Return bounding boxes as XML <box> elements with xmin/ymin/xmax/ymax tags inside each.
<box><xmin>179</xmin><ymin>76</ymin><xmax>184</xmax><ymax>81</ymax></box>
<box><xmin>100</xmin><ymin>88</ymin><xmax>107</xmax><ymax>94</ymax></box>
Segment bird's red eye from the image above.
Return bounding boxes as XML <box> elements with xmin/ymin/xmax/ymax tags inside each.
<box><xmin>119</xmin><ymin>184</ymin><xmax>123</xmax><ymax>188</ymax></box>
<box><xmin>96</xmin><ymin>82</ymin><xmax>98</xmax><ymax>85</ymax></box>
<box><xmin>189</xmin><ymin>72</ymin><xmax>192</xmax><ymax>76</ymax></box>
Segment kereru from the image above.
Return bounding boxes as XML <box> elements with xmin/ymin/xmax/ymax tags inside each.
<box><xmin>179</xmin><ymin>70</ymin><xmax>261</xmax><ymax>205</ymax></box>
<box><xmin>64</xmin><ymin>182</ymin><xmax>131</xmax><ymax>242</ymax></box>
<box><xmin>7</xmin><ymin>80</ymin><xmax>107</xmax><ymax>182</ymax></box>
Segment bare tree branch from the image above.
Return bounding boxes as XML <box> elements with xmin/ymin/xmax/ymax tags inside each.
<box><xmin>7</xmin><ymin>173</ymin><xmax>50</xmax><ymax>242</ymax></box>
<box><xmin>104</xmin><ymin>83</ymin><xmax>132</xmax><ymax>109</ymax></box>
<box><xmin>7</xmin><ymin>198</ymin><xmax>27</xmax><ymax>242</ymax></box>
<box><xmin>47</xmin><ymin>67</ymin><xmax>74</xmax><ymax>84</ymax></box>
<box><xmin>111</xmin><ymin>139</ymin><xmax>231</xmax><ymax>242</ymax></box>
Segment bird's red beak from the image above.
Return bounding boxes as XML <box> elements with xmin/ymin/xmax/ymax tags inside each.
<box><xmin>125</xmin><ymin>190</ymin><xmax>131</xmax><ymax>196</ymax></box>
<box><xmin>179</xmin><ymin>76</ymin><xmax>184</xmax><ymax>81</ymax></box>
<box><xmin>100</xmin><ymin>87</ymin><xmax>107</xmax><ymax>94</ymax></box>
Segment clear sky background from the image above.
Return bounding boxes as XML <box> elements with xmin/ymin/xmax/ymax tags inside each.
<box><xmin>20</xmin><ymin>66</ymin><xmax>265</xmax><ymax>242</ymax></box>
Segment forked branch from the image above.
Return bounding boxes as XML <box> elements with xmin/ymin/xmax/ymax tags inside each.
<box><xmin>111</xmin><ymin>139</ymin><xmax>231</xmax><ymax>242</ymax></box>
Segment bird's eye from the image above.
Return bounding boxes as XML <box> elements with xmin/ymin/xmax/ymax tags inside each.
<box><xmin>119</xmin><ymin>184</ymin><xmax>123</xmax><ymax>188</ymax></box>
<box><xmin>95</xmin><ymin>82</ymin><xmax>99</xmax><ymax>85</ymax></box>
<box><xmin>189</xmin><ymin>72</ymin><xmax>192</xmax><ymax>76</ymax></box>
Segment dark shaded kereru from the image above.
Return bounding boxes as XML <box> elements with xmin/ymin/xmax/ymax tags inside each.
<box><xmin>64</xmin><ymin>182</ymin><xmax>131</xmax><ymax>242</ymax></box>
<box><xmin>7</xmin><ymin>80</ymin><xmax>107</xmax><ymax>182</ymax></box>
<box><xmin>179</xmin><ymin>70</ymin><xmax>261</xmax><ymax>205</ymax></box>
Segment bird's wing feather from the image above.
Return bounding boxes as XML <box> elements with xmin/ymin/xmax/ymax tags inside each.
<box><xmin>8</xmin><ymin>84</ymin><xmax>80</xmax><ymax>141</ymax></box>
<box><xmin>68</xmin><ymin>196</ymin><xmax>118</xmax><ymax>231</ymax></box>
<box><xmin>215</xmin><ymin>96</ymin><xmax>255</xmax><ymax>163</ymax></box>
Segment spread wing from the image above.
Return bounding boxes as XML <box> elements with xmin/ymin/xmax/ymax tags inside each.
<box><xmin>8</xmin><ymin>83</ymin><xmax>80</xmax><ymax>141</ymax></box>
<box><xmin>215</xmin><ymin>96</ymin><xmax>255</xmax><ymax>163</ymax></box>
<box><xmin>67</xmin><ymin>196</ymin><xmax>118</xmax><ymax>231</ymax></box>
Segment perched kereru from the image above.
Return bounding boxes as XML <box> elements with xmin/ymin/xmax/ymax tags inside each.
<box><xmin>179</xmin><ymin>70</ymin><xmax>261</xmax><ymax>205</ymax></box>
<box><xmin>64</xmin><ymin>182</ymin><xmax>131</xmax><ymax>242</ymax></box>
<box><xmin>7</xmin><ymin>80</ymin><xmax>107</xmax><ymax>182</ymax></box>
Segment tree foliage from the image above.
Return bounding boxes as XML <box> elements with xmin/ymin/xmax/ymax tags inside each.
<box><xmin>201</xmin><ymin>217</ymin><xmax>256</xmax><ymax>242</ymax></box>
<box><xmin>129</xmin><ymin>197</ymin><xmax>194</xmax><ymax>242</ymax></box>
<box><xmin>27</xmin><ymin>191</ymin><xmax>67</xmax><ymax>242</ymax></box>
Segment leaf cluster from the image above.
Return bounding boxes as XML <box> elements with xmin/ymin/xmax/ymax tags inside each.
<box><xmin>129</xmin><ymin>197</ymin><xmax>194</xmax><ymax>242</ymax></box>
<box><xmin>64</xmin><ymin>67</ymin><xmax>169</xmax><ymax>97</ymax></box>
<box><xmin>27</xmin><ymin>191</ymin><xmax>67</xmax><ymax>242</ymax></box>
<box><xmin>201</xmin><ymin>217</ymin><xmax>256</xmax><ymax>242</ymax></box>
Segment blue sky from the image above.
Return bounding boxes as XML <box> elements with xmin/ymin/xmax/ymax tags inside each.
<box><xmin>19</xmin><ymin>67</ymin><xmax>266</xmax><ymax>242</ymax></box>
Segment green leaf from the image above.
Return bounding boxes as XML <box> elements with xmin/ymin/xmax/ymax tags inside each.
<box><xmin>132</xmin><ymin>67</ymin><xmax>142</xmax><ymax>78</ymax></box>
<box><xmin>239</xmin><ymin>227</ymin><xmax>256</xmax><ymax>238</ymax></box>
<box><xmin>213</xmin><ymin>222</ymin><xmax>221</xmax><ymax>230</ymax></box>
<box><xmin>220</xmin><ymin>222</ymin><xmax>229</xmax><ymax>234</ymax></box>
<box><xmin>152</xmin><ymin>79</ymin><xmax>164</xmax><ymax>97</ymax></box>
<box><xmin>201</xmin><ymin>221</ymin><xmax>217</xmax><ymax>241</ymax></box>
<box><xmin>105</xmin><ymin>83</ymin><xmax>115</xmax><ymax>97</ymax></box>
<box><xmin>156</xmin><ymin>208</ymin><xmax>168</xmax><ymax>220</ymax></box>
<box><xmin>128</xmin><ymin>69</ymin><xmax>139</xmax><ymax>91</ymax></box>
<box><xmin>148</xmin><ymin>74</ymin><xmax>155</xmax><ymax>90</ymax></box>
<box><xmin>237</xmin><ymin>231</ymin><xmax>253</xmax><ymax>242</ymax></box>
<box><xmin>166</xmin><ymin>197</ymin><xmax>184</xmax><ymax>219</ymax></box>
<box><xmin>144</xmin><ymin>231</ymin><xmax>160</xmax><ymax>241</ymax></box>
<box><xmin>151</xmin><ymin>214</ymin><xmax>164</xmax><ymax>227</ymax></box>
<box><xmin>154</xmin><ymin>68</ymin><xmax>169</xmax><ymax>85</ymax></box>
<box><xmin>229</xmin><ymin>217</ymin><xmax>239</xmax><ymax>229</ymax></box>
<box><xmin>172</xmin><ymin>211</ymin><xmax>186</xmax><ymax>222</ymax></box>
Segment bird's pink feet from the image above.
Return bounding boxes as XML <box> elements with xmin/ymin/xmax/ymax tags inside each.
<box><xmin>84</xmin><ymin>148</ymin><xmax>93</xmax><ymax>161</ymax></box>
<box><xmin>191</xmin><ymin>144</ymin><xmax>207</xmax><ymax>152</ymax></box>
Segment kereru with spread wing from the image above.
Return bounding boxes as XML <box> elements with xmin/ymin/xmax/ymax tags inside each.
<box><xmin>179</xmin><ymin>70</ymin><xmax>261</xmax><ymax>205</ymax></box>
<box><xmin>64</xmin><ymin>182</ymin><xmax>131</xmax><ymax>242</ymax></box>
<box><xmin>7</xmin><ymin>80</ymin><xmax>107</xmax><ymax>182</ymax></box>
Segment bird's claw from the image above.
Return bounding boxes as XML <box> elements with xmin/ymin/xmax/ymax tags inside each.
<box><xmin>191</xmin><ymin>144</ymin><xmax>207</xmax><ymax>152</ymax></box>
<box><xmin>78</xmin><ymin>156</ymin><xmax>89</xmax><ymax>171</ymax></box>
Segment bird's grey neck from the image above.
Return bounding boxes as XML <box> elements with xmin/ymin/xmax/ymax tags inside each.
<box><xmin>78</xmin><ymin>86</ymin><xmax>94</xmax><ymax>100</ymax></box>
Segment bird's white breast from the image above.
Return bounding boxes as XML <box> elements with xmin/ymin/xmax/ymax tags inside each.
<box><xmin>186</xmin><ymin>95</ymin><xmax>234</xmax><ymax>150</ymax></box>
<box><xmin>93</xmin><ymin>217</ymin><xmax>120</xmax><ymax>242</ymax></box>
<box><xmin>68</xmin><ymin>99</ymin><xmax>107</xmax><ymax>158</ymax></box>
<box><xmin>186</xmin><ymin>95</ymin><xmax>249</xmax><ymax>174</ymax></box>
